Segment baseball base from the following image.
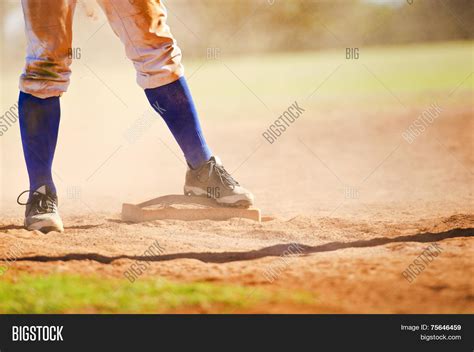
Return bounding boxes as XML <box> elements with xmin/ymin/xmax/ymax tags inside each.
<box><xmin>122</xmin><ymin>194</ymin><xmax>261</xmax><ymax>222</ymax></box>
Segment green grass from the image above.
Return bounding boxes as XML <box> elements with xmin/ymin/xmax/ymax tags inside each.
<box><xmin>186</xmin><ymin>41</ymin><xmax>473</xmax><ymax>113</ymax></box>
<box><xmin>0</xmin><ymin>274</ymin><xmax>315</xmax><ymax>313</ymax></box>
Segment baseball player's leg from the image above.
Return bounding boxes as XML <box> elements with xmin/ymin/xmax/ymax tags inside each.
<box><xmin>17</xmin><ymin>0</ymin><xmax>75</xmax><ymax>232</ymax></box>
<box><xmin>97</xmin><ymin>0</ymin><xmax>210</xmax><ymax>167</ymax></box>
<box><xmin>20</xmin><ymin>0</ymin><xmax>75</xmax><ymax>98</ymax></box>
<box><xmin>98</xmin><ymin>0</ymin><xmax>253</xmax><ymax>206</ymax></box>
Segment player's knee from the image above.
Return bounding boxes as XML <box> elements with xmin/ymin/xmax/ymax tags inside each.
<box><xmin>134</xmin><ymin>44</ymin><xmax>183</xmax><ymax>89</ymax></box>
<box><xmin>20</xmin><ymin>57</ymin><xmax>72</xmax><ymax>99</ymax></box>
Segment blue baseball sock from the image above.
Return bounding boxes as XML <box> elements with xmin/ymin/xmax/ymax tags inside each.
<box><xmin>19</xmin><ymin>92</ymin><xmax>60</xmax><ymax>195</ymax></box>
<box><xmin>145</xmin><ymin>77</ymin><xmax>212</xmax><ymax>169</ymax></box>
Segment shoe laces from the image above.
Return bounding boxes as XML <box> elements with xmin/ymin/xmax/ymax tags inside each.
<box><xmin>17</xmin><ymin>190</ymin><xmax>57</xmax><ymax>213</ymax></box>
<box><xmin>207</xmin><ymin>160</ymin><xmax>239</xmax><ymax>190</ymax></box>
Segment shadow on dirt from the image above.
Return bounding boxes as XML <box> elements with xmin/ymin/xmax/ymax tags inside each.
<box><xmin>4</xmin><ymin>227</ymin><xmax>473</xmax><ymax>264</ymax></box>
<box><xmin>0</xmin><ymin>225</ymin><xmax>24</xmax><ymax>230</ymax></box>
<box><xmin>0</xmin><ymin>224</ymin><xmax>104</xmax><ymax>231</ymax></box>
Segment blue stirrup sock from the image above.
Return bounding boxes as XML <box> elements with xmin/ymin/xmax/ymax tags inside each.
<box><xmin>145</xmin><ymin>77</ymin><xmax>212</xmax><ymax>169</ymax></box>
<box><xmin>19</xmin><ymin>91</ymin><xmax>60</xmax><ymax>195</ymax></box>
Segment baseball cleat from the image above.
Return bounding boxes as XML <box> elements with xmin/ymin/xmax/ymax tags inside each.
<box><xmin>17</xmin><ymin>185</ymin><xmax>64</xmax><ymax>233</ymax></box>
<box><xmin>184</xmin><ymin>156</ymin><xmax>254</xmax><ymax>207</ymax></box>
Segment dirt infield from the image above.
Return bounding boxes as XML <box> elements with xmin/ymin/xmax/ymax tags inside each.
<box><xmin>1</xmin><ymin>103</ymin><xmax>472</xmax><ymax>313</ymax></box>
<box><xmin>1</xmin><ymin>213</ymin><xmax>473</xmax><ymax>313</ymax></box>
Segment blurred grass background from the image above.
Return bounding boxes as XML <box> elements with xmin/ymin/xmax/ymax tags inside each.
<box><xmin>184</xmin><ymin>41</ymin><xmax>473</xmax><ymax>110</ymax></box>
<box><xmin>1</xmin><ymin>0</ymin><xmax>473</xmax><ymax>59</ymax></box>
<box><xmin>1</xmin><ymin>0</ymin><xmax>472</xmax><ymax>111</ymax></box>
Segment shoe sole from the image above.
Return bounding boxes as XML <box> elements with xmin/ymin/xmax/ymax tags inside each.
<box><xmin>184</xmin><ymin>186</ymin><xmax>253</xmax><ymax>208</ymax></box>
<box><xmin>25</xmin><ymin>219</ymin><xmax>64</xmax><ymax>233</ymax></box>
